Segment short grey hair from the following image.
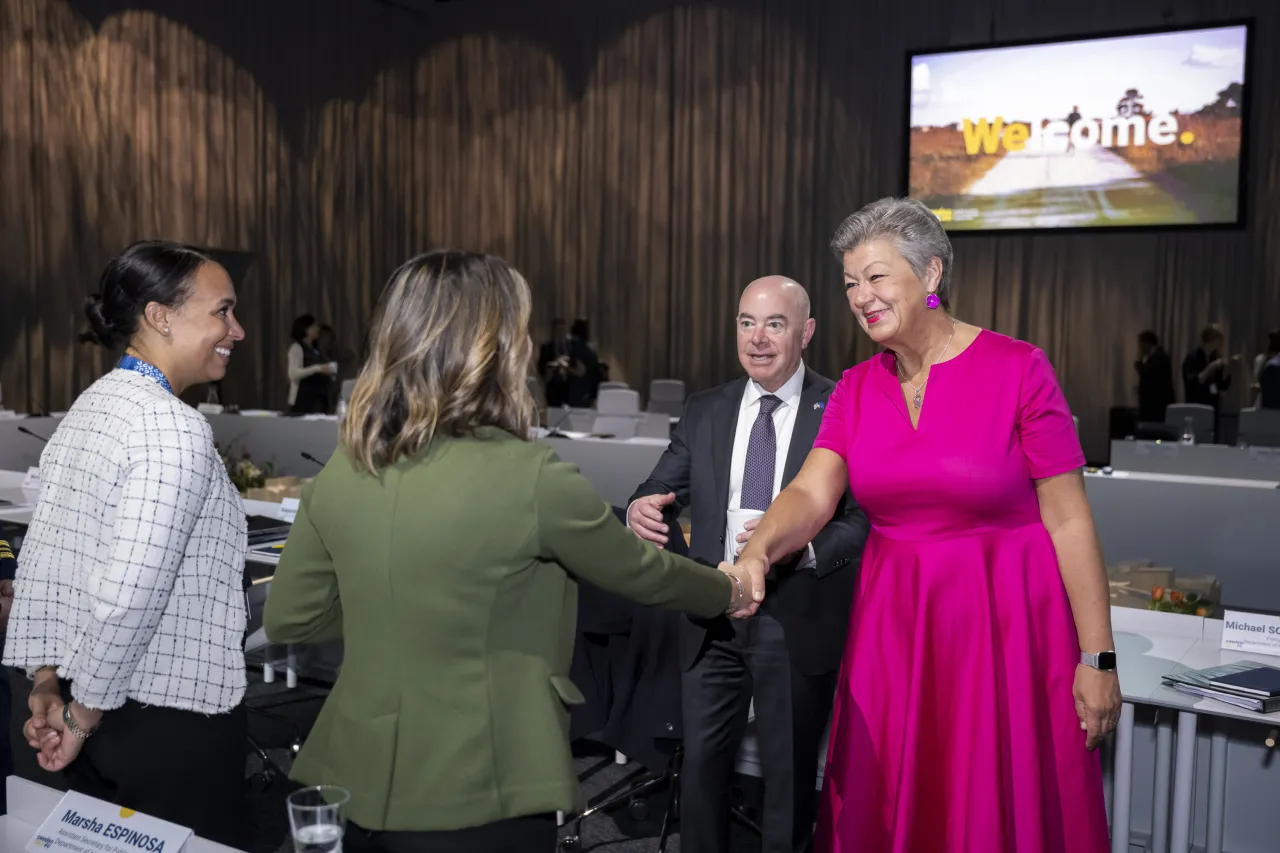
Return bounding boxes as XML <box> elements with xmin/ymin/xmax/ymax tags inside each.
<box><xmin>830</xmin><ymin>197</ymin><xmax>954</xmax><ymax>307</ymax></box>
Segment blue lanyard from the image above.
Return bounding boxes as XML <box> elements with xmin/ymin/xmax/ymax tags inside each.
<box><xmin>118</xmin><ymin>354</ymin><xmax>173</xmax><ymax>395</ymax></box>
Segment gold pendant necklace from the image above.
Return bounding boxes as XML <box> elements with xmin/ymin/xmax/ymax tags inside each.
<box><xmin>896</xmin><ymin>325</ymin><xmax>957</xmax><ymax>411</ymax></box>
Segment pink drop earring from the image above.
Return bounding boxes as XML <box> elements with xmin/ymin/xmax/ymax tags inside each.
<box><xmin>925</xmin><ymin>293</ymin><xmax>941</xmax><ymax>310</ymax></box>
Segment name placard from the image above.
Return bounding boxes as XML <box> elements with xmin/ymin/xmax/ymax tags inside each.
<box><xmin>1221</xmin><ymin>610</ymin><xmax>1280</xmax><ymax>658</ymax></box>
<box><xmin>278</xmin><ymin>497</ymin><xmax>300</xmax><ymax>524</ymax></box>
<box><xmin>21</xmin><ymin>466</ymin><xmax>40</xmax><ymax>493</ymax></box>
<box><xmin>27</xmin><ymin>790</ymin><xmax>192</xmax><ymax>853</ymax></box>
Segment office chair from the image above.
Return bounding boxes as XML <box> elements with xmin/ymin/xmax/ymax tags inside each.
<box><xmin>242</xmin><ymin>570</ymin><xmax>305</xmax><ymax>792</ymax></box>
<box><xmin>557</xmin><ymin>742</ymin><xmax>761</xmax><ymax>852</ymax></box>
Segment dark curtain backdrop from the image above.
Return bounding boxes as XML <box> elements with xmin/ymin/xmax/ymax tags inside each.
<box><xmin>0</xmin><ymin>0</ymin><xmax>1276</xmax><ymax>459</ymax></box>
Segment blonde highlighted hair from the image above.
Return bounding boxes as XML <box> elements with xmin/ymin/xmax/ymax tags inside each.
<box><xmin>341</xmin><ymin>251</ymin><xmax>536</xmax><ymax>474</ymax></box>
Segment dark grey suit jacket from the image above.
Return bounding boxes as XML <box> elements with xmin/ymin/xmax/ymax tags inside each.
<box><xmin>629</xmin><ymin>367</ymin><xmax>868</xmax><ymax>675</ymax></box>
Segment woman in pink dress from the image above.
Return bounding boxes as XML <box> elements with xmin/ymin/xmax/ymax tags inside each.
<box><xmin>737</xmin><ymin>197</ymin><xmax>1118</xmax><ymax>852</ymax></box>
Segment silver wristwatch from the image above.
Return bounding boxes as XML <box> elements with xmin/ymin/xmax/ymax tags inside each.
<box><xmin>1081</xmin><ymin>650</ymin><xmax>1117</xmax><ymax>671</ymax></box>
<box><xmin>62</xmin><ymin>702</ymin><xmax>98</xmax><ymax>740</ymax></box>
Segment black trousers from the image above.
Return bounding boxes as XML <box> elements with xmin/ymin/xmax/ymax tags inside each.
<box><xmin>680</xmin><ymin>610</ymin><xmax>836</xmax><ymax>853</ymax></box>
<box><xmin>59</xmin><ymin>683</ymin><xmax>247</xmax><ymax>849</ymax></box>
<box><xmin>346</xmin><ymin>813</ymin><xmax>558</xmax><ymax>853</ymax></box>
<box><xmin>0</xmin><ymin>667</ymin><xmax>11</xmax><ymax>815</ymax></box>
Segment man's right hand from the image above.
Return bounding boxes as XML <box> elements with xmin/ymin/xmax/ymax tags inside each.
<box><xmin>628</xmin><ymin>492</ymin><xmax>676</xmax><ymax>548</ymax></box>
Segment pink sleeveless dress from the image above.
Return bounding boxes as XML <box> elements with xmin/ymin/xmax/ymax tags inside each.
<box><xmin>812</xmin><ymin>330</ymin><xmax>1109</xmax><ymax>853</ymax></box>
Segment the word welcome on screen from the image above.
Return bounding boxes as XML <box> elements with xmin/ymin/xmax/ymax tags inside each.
<box><xmin>904</xmin><ymin>21</ymin><xmax>1253</xmax><ymax>234</ymax></box>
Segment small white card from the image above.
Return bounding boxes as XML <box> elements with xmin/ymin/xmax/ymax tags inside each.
<box><xmin>278</xmin><ymin>497</ymin><xmax>300</xmax><ymax>524</ymax></box>
<box><xmin>27</xmin><ymin>790</ymin><xmax>193</xmax><ymax>853</ymax></box>
<box><xmin>21</xmin><ymin>466</ymin><xmax>40</xmax><ymax>493</ymax></box>
<box><xmin>1221</xmin><ymin>610</ymin><xmax>1280</xmax><ymax>658</ymax></box>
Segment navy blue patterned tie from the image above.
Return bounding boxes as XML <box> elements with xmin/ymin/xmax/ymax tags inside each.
<box><xmin>740</xmin><ymin>395</ymin><xmax>782</xmax><ymax>511</ymax></box>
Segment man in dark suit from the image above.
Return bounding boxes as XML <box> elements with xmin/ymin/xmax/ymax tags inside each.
<box><xmin>1134</xmin><ymin>330</ymin><xmax>1175</xmax><ymax>423</ymax></box>
<box><xmin>627</xmin><ymin>276</ymin><xmax>868</xmax><ymax>853</ymax></box>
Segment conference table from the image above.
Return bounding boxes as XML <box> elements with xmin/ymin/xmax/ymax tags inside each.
<box><xmin>1110</xmin><ymin>440</ymin><xmax>1280</xmax><ymax>482</ymax></box>
<box><xmin>195</xmin><ymin>413</ymin><xmax>669</xmax><ymax>508</ymax></box>
<box><xmin>1083</xmin><ymin>469</ymin><xmax>1280</xmax><ymax>612</ymax></box>
<box><xmin>1101</xmin><ymin>609</ymin><xmax>1280</xmax><ymax>853</ymax></box>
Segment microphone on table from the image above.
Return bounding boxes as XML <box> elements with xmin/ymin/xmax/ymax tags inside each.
<box><xmin>17</xmin><ymin>425</ymin><xmax>48</xmax><ymax>444</ymax></box>
<box><xmin>546</xmin><ymin>405</ymin><xmax>574</xmax><ymax>437</ymax></box>
<box><xmin>300</xmin><ymin>452</ymin><xmax>326</xmax><ymax>468</ymax></box>
<box><xmin>1266</xmin><ymin>728</ymin><xmax>1277</xmax><ymax>750</ymax></box>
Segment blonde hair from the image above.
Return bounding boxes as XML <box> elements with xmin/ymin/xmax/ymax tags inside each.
<box><xmin>341</xmin><ymin>251</ymin><xmax>536</xmax><ymax>474</ymax></box>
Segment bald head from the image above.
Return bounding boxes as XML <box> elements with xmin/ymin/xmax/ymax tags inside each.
<box><xmin>741</xmin><ymin>275</ymin><xmax>810</xmax><ymax>322</ymax></box>
<box><xmin>736</xmin><ymin>275</ymin><xmax>816</xmax><ymax>392</ymax></box>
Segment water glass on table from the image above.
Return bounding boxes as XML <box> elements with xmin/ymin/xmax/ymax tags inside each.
<box><xmin>288</xmin><ymin>785</ymin><xmax>350</xmax><ymax>852</ymax></box>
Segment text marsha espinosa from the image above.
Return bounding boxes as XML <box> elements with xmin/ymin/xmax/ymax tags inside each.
<box><xmin>959</xmin><ymin>112</ymin><xmax>1197</xmax><ymax>156</ymax></box>
<box><xmin>33</xmin><ymin>809</ymin><xmax>171</xmax><ymax>852</ymax></box>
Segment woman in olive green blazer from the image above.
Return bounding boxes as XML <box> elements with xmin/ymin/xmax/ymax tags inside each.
<box><xmin>264</xmin><ymin>251</ymin><xmax>760</xmax><ymax>853</ymax></box>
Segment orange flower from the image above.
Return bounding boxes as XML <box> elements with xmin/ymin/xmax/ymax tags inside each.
<box><xmin>1195</xmin><ymin>607</ymin><xmax>1208</xmax><ymax>617</ymax></box>
<box><xmin>1170</xmin><ymin>590</ymin><xmax>1185</xmax><ymax>604</ymax></box>
<box><xmin>1152</xmin><ymin>586</ymin><xmax>1165</xmax><ymax>601</ymax></box>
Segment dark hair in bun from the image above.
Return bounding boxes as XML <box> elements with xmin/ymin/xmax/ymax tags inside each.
<box><xmin>83</xmin><ymin>241</ymin><xmax>213</xmax><ymax>350</ymax></box>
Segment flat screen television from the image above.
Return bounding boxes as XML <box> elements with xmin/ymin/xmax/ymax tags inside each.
<box><xmin>905</xmin><ymin>22</ymin><xmax>1251</xmax><ymax>233</ymax></box>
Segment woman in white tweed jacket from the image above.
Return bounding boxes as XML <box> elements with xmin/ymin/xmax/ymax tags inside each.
<box><xmin>4</xmin><ymin>241</ymin><xmax>248</xmax><ymax>846</ymax></box>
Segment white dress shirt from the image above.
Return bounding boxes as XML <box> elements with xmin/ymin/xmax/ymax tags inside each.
<box><xmin>4</xmin><ymin>369</ymin><xmax>248</xmax><ymax>714</ymax></box>
<box><xmin>726</xmin><ymin>362</ymin><xmax>816</xmax><ymax>567</ymax></box>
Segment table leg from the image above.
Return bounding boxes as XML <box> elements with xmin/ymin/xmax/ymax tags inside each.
<box><xmin>1110</xmin><ymin>703</ymin><xmax>1135</xmax><ymax>853</ymax></box>
<box><xmin>1206</xmin><ymin>720</ymin><xmax>1227</xmax><ymax>853</ymax></box>
<box><xmin>1152</xmin><ymin>712</ymin><xmax>1173</xmax><ymax>853</ymax></box>
<box><xmin>1169</xmin><ymin>711</ymin><xmax>1197</xmax><ymax>853</ymax></box>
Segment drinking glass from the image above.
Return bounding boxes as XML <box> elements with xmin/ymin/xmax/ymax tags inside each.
<box><xmin>288</xmin><ymin>785</ymin><xmax>350</xmax><ymax>853</ymax></box>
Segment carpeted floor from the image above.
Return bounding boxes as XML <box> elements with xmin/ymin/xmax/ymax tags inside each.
<box><xmin>8</xmin><ymin>671</ymin><xmax>764</xmax><ymax>852</ymax></box>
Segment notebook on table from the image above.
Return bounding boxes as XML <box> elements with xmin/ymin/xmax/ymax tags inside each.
<box><xmin>246</xmin><ymin>514</ymin><xmax>292</xmax><ymax>546</ymax></box>
<box><xmin>1162</xmin><ymin>662</ymin><xmax>1280</xmax><ymax>713</ymax></box>
<box><xmin>1209</xmin><ymin>665</ymin><xmax>1280</xmax><ymax>698</ymax></box>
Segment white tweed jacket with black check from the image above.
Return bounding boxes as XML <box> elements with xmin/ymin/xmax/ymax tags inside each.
<box><xmin>3</xmin><ymin>369</ymin><xmax>247</xmax><ymax>713</ymax></box>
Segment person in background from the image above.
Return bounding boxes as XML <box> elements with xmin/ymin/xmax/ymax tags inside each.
<box><xmin>736</xmin><ymin>198</ymin><xmax>1114</xmax><ymax>852</ymax></box>
<box><xmin>288</xmin><ymin>313</ymin><xmax>335</xmax><ymax>414</ymax></box>
<box><xmin>316</xmin><ymin>324</ymin><xmax>354</xmax><ymax>410</ymax></box>
<box><xmin>0</xmin><ymin>535</ymin><xmax>15</xmax><ymax>815</ymax></box>
<box><xmin>568</xmin><ymin>318</ymin><xmax>600</xmax><ymax>407</ymax></box>
<box><xmin>1251</xmin><ymin>330</ymin><xmax>1280</xmax><ymax>406</ymax></box>
<box><xmin>1134</xmin><ymin>329</ymin><xmax>1175</xmax><ymax>423</ymax></box>
<box><xmin>627</xmin><ymin>275</ymin><xmax>867</xmax><ymax>853</ymax></box>
<box><xmin>537</xmin><ymin>318</ymin><xmax>573</xmax><ymax>408</ymax></box>
<box><xmin>1182</xmin><ymin>325</ymin><xmax>1239</xmax><ymax>433</ymax></box>
<box><xmin>1257</xmin><ymin>330</ymin><xmax>1280</xmax><ymax>410</ymax></box>
<box><xmin>4</xmin><ymin>241</ymin><xmax>249</xmax><ymax>846</ymax></box>
<box><xmin>264</xmin><ymin>250</ymin><xmax>763</xmax><ymax>853</ymax></box>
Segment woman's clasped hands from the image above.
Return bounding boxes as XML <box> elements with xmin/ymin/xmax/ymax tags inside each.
<box><xmin>23</xmin><ymin>670</ymin><xmax>89</xmax><ymax>772</ymax></box>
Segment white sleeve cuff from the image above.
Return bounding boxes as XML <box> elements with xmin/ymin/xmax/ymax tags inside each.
<box><xmin>798</xmin><ymin>542</ymin><xmax>817</xmax><ymax>570</ymax></box>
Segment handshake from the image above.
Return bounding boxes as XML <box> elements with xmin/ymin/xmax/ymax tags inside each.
<box><xmin>628</xmin><ymin>492</ymin><xmax>769</xmax><ymax>618</ymax></box>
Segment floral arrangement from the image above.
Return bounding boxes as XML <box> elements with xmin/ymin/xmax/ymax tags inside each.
<box><xmin>217</xmin><ymin>443</ymin><xmax>270</xmax><ymax>493</ymax></box>
<box><xmin>1149</xmin><ymin>587</ymin><xmax>1210</xmax><ymax>616</ymax></box>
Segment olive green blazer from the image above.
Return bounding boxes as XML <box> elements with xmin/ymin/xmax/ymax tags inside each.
<box><xmin>263</xmin><ymin>427</ymin><xmax>730</xmax><ymax>832</ymax></box>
